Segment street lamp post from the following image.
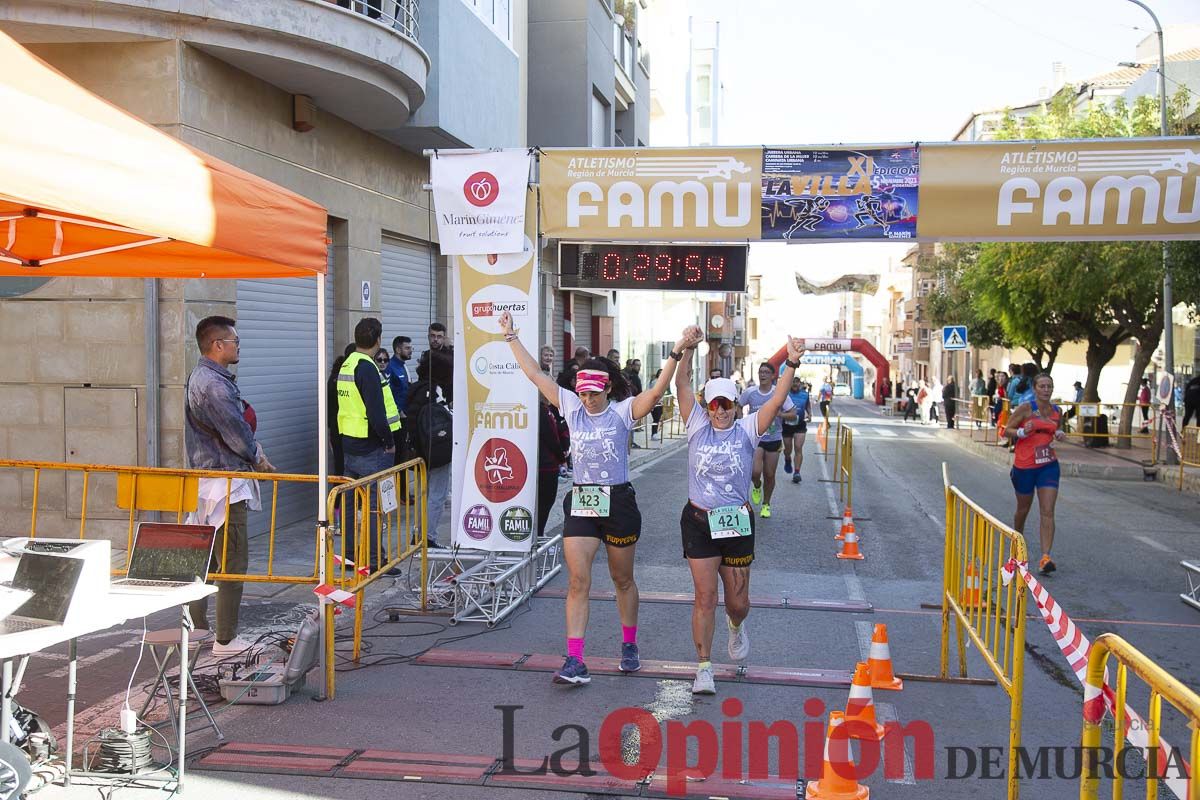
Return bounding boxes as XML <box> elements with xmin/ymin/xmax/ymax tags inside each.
<box><xmin>1122</xmin><ymin>0</ymin><xmax>1173</xmax><ymax>462</ymax></box>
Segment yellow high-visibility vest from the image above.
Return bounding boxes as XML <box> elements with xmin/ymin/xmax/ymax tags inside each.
<box><xmin>337</xmin><ymin>352</ymin><xmax>401</xmax><ymax>438</ymax></box>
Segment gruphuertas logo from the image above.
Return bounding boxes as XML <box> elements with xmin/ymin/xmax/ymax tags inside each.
<box><xmin>464</xmin><ymin>171</ymin><xmax>500</xmax><ymax>208</ymax></box>
<box><xmin>471</xmin><ymin>300</ymin><xmax>529</xmax><ymax>318</ymax></box>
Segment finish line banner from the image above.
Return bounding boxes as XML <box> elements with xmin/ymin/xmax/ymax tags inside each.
<box><xmin>539</xmin><ymin>147</ymin><xmax>762</xmax><ymax>241</ymax></box>
<box><xmin>430</xmin><ymin>149</ymin><xmax>532</xmax><ymax>255</ymax></box>
<box><xmin>918</xmin><ymin>138</ymin><xmax>1200</xmax><ymax>241</ymax></box>
<box><xmin>450</xmin><ymin>190</ymin><xmax>540</xmax><ymax>552</ymax></box>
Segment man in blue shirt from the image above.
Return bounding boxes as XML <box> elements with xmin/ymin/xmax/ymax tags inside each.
<box><xmin>783</xmin><ymin>378</ymin><xmax>812</xmax><ymax>482</ymax></box>
<box><xmin>385</xmin><ymin>335</ymin><xmax>412</xmax><ymax>463</ymax></box>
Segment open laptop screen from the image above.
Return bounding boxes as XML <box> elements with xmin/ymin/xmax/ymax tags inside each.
<box><xmin>11</xmin><ymin>552</ymin><xmax>84</xmax><ymax>624</ymax></box>
<box><xmin>127</xmin><ymin>523</ymin><xmax>216</xmax><ymax>583</ymax></box>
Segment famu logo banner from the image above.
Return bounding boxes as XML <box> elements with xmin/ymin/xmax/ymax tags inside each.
<box><xmin>917</xmin><ymin>138</ymin><xmax>1200</xmax><ymax>241</ymax></box>
<box><xmin>540</xmin><ymin>147</ymin><xmax>762</xmax><ymax>241</ymax></box>
<box><xmin>430</xmin><ymin>149</ymin><xmax>532</xmax><ymax>255</ymax></box>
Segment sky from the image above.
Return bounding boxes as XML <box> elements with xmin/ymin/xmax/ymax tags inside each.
<box><xmin>641</xmin><ymin>0</ymin><xmax>1200</xmax><ymax>350</ymax></box>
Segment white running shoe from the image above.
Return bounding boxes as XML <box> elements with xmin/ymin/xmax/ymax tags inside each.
<box><xmin>727</xmin><ymin>618</ymin><xmax>750</xmax><ymax>661</ymax></box>
<box><xmin>692</xmin><ymin>665</ymin><xmax>716</xmax><ymax>695</ymax></box>
<box><xmin>211</xmin><ymin>636</ymin><xmax>255</xmax><ymax>658</ymax></box>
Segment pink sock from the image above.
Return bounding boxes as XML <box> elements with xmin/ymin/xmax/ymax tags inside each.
<box><xmin>567</xmin><ymin>637</ymin><xmax>585</xmax><ymax>660</ymax></box>
<box><xmin>622</xmin><ymin>625</ymin><xmax>637</xmax><ymax>644</ymax></box>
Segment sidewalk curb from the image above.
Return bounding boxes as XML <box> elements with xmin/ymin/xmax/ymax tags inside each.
<box><xmin>935</xmin><ymin>429</ymin><xmax>1151</xmax><ymax>482</ymax></box>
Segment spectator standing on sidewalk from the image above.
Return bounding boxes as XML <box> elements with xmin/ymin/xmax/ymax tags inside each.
<box><xmin>408</xmin><ymin>348</ymin><xmax>453</xmax><ymax>550</ymax></box>
<box><xmin>185</xmin><ymin>315</ymin><xmax>277</xmax><ymax>656</ymax></box>
<box><xmin>557</xmin><ymin>346</ymin><xmax>590</xmax><ymax>391</ymax></box>
<box><xmin>986</xmin><ymin>369</ymin><xmax>998</xmax><ymax>403</ymax></box>
<box><xmin>537</xmin><ymin>396</ymin><xmax>571</xmax><ymax>540</ymax></box>
<box><xmin>1183</xmin><ymin>375</ymin><xmax>1200</xmax><ymax>428</ymax></box>
<box><xmin>943</xmin><ymin>376</ymin><xmax>958</xmax><ymax>429</ymax></box>
<box><xmin>384</xmin><ymin>336</ymin><xmax>413</xmax><ymax>462</ymax></box>
<box><xmin>903</xmin><ymin>384</ymin><xmax>920</xmax><ymax>422</ymax></box>
<box><xmin>971</xmin><ymin>370</ymin><xmax>986</xmax><ymax>398</ymax></box>
<box><xmin>1137</xmin><ymin>377</ymin><xmax>1152</xmax><ymax>434</ymax></box>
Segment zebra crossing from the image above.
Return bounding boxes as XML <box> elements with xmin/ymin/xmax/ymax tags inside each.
<box><xmin>822</xmin><ymin>413</ymin><xmax>948</xmax><ymax>443</ymax></box>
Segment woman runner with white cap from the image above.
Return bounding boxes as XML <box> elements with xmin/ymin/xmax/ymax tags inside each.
<box><xmin>500</xmin><ymin>310</ymin><xmax>702</xmax><ymax>686</ymax></box>
<box><xmin>675</xmin><ymin>335</ymin><xmax>805</xmax><ymax>694</ymax></box>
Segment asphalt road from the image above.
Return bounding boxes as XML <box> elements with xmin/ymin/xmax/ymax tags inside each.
<box><xmin>27</xmin><ymin>397</ymin><xmax>1200</xmax><ymax>799</ymax></box>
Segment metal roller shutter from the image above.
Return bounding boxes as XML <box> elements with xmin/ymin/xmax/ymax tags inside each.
<box><xmin>233</xmin><ymin>227</ymin><xmax>334</xmax><ymax>531</ymax></box>
<box><xmin>553</xmin><ymin>290</ymin><xmax>565</xmax><ymax>358</ymax></box>
<box><xmin>381</xmin><ymin>236</ymin><xmax>436</xmax><ymax>350</ymax></box>
<box><xmin>574</xmin><ymin>293</ymin><xmax>593</xmax><ymax>355</ymax></box>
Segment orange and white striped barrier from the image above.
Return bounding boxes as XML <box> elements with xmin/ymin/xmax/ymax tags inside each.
<box><xmin>867</xmin><ymin>623</ymin><xmax>903</xmax><ymax>692</ymax></box>
<box><xmin>843</xmin><ymin>662</ymin><xmax>885</xmax><ymax>741</ymax></box>
<box><xmin>332</xmin><ymin>553</ymin><xmax>371</xmax><ymax>576</ymax></box>
<box><xmin>1002</xmin><ymin>558</ymin><xmax>1192</xmax><ymax>799</ymax></box>
<box><xmin>805</xmin><ymin>711</ymin><xmax>869</xmax><ymax>800</ymax></box>
<box><xmin>314</xmin><ymin>583</ymin><xmax>357</xmax><ymax>609</ymax></box>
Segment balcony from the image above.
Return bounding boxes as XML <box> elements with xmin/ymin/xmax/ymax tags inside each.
<box><xmin>1</xmin><ymin>0</ymin><xmax>430</xmax><ymax>144</ymax></box>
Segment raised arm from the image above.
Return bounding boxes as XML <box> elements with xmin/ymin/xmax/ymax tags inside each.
<box><xmin>632</xmin><ymin>325</ymin><xmax>703</xmax><ymax>420</ymax></box>
<box><xmin>756</xmin><ymin>337</ymin><xmax>804</xmax><ymax>437</ymax></box>
<box><xmin>674</xmin><ymin>335</ymin><xmax>700</xmax><ymax>424</ymax></box>
<box><xmin>498</xmin><ymin>311</ymin><xmax>561</xmax><ymax>407</ymax></box>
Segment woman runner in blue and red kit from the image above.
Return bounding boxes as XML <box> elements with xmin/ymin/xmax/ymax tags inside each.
<box><xmin>1004</xmin><ymin>373</ymin><xmax>1066</xmax><ymax>575</ymax></box>
<box><xmin>500</xmin><ymin>310</ymin><xmax>703</xmax><ymax>686</ymax></box>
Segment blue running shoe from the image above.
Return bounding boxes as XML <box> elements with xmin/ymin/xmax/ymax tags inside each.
<box><xmin>552</xmin><ymin>655</ymin><xmax>591</xmax><ymax>685</ymax></box>
<box><xmin>619</xmin><ymin>642</ymin><xmax>641</xmax><ymax>673</ymax></box>
<box><xmin>783</xmin><ymin>458</ymin><xmax>793</xmax><ymax>474</ymax></box>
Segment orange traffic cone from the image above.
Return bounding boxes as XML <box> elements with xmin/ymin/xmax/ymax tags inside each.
<box><xmin>843</xmin><ymin>662</ymin><xmax>885</xmax><ymax>741</ymax></box>
<box><xmin>836</xmin><ymin>505</ymin><xmax>853</xmax><ymax>541</ymax></box>
<box><xmin>836</xmin><ymin>526</ymin><xmax>865</xmax><ymax>560</ymax></box>
<box><xmin>805</xmin><ymin>711</ymin><xmax>869</xmax><ymax>800</ymax></box>
<box><xmin>960</xmin><ymin>560</ymin><xmax>982</xmax><ymax>609</ymax></box>
<box><xmin>867</xmin><ymin>623</ymin><xmax>903</xmax><ymax>692</ymax></box>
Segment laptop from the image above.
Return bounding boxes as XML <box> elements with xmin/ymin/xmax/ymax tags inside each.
<box><xmin>0</xmin><ymin>552</ymin><xmax>85</xmax><ymax>635</ymax></box>
<box><xmin>110</xmin><ymin>523</ymin><xmax>217</xmax><ymax>593</ymax></box>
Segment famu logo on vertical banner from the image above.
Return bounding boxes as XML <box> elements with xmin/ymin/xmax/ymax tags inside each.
<box><xmin>449</xmin><ymin>189</ymin><xmax>540</xmax><ymax>552</ymax></box>
<box><xmin>540</xmin><ymin>147</ymin><xmax>763</xmax><ymax>241</ymax></box>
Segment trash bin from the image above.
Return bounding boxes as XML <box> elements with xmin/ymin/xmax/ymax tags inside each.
<box><xmin>1082</xmin><ymin>414</ymin><xmax>1110</xmax><ymax>448</ymax></box>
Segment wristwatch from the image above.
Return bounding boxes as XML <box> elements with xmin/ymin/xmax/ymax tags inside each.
<box><xmin>669</xmin><ymin>350</ymin><xmax>683</xmax><ymax>361</ymax></box>
<box><xmin>785</xmin><ymin>358</ymin><xmax>801</xmax><ymax>369</ymax></box>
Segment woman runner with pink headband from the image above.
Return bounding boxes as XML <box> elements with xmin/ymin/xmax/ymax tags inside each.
<box><xmin>500</xmin><ymin>310</ymin><xmax>702</xmax><ymax>686</ymax></box>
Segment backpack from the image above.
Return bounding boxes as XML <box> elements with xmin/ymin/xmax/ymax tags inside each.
<box><xmin>413</xmin><ymin>398</ymin><xmax>453</xmax><ymax>468</ymax></box>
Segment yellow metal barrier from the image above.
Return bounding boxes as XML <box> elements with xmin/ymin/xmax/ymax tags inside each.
<box><xmin>323</xmin><ymin>457</ymin><xmax>429</xmax><ymax>697</ymax></box>
<box><xmin>941</xmin><ymin>463</ymin><xmax>1028</xmax><ymax>800</ymax></box>
<box><xmin>1178</xmin><ymin>425</ymin><xmax>1200</xmax><ymax>491</ymax></box>
<box><xmin>1080</xmin><ymin>633</ymin><xmax>1200</xmax><ymax>800</ymax></box>
<box><xmin>0</xmin><ymin>458</ymin><xmax>344</xmax><ymax>584</ymax></box>
<box><xmin>1056</xmin><ymin>401</ymin><xmax>1158</xmax><ymax>459</ymax></box>
<box><xmin>836</xmin><ymin>423</ymin><xmax>853</xmax><ymax>508</ymax></box>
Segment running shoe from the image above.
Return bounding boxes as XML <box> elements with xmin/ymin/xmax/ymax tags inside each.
<box><xmin>760</xmin><ymin>503</ymin><xmax>771</xmax><ymax>519</ymax></box>
<box><xmin>727</xmin><ymin>617</ymin><xmax>750</xmax><ymax>661</ymax></box>
<box><xmin>783</xmin><ymin>458</ymin><xmax>793</xmax><ymax>474</ymax></box>
<box><xmin>791</xmin><ymin>473</ymin><xmax>802</xmax><ymax>484</ymax></box>
<box><xmin>619</xmin><ymin>642</ymin><xmax>641</xmax><ymax>672</ymax></box>
<box><xmin>1038</xmin><ymin>555</ymin><xmax>1057</xmax><ymax>576</ymax></box>
<box><xmin>692</xmin><ymin>665</ymin><xmax>716</xmax><ymax>695</ymax></box>
<box><xmin>751</xmin><ymin>485</ymin><xmax>762</xmax><ymax>505</ymax></box>
<box><xmin>552</xmin><ymin>656</ymin><xmax>591</xmax><ymax>685</ymax></box>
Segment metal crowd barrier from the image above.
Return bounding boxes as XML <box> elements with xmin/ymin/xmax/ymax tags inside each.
<box><xmin>1177</xmin><ymin>425</ymin><xmax>1200</xmax><ymax>490</ymax></box>
<box><xmin>0</xmin><ymin>458</ymin><xmax>344</xmax><ymax>584</ymax></box>
<box><xmin>1079</xmin><ymin>633</ymin><xmax>1200</xmax><ymax>800</ymax></box>
<box><xmin>629</xmin><ymin>397</ymin><xmax>685</xmax><ymax>449</ymax></box>
<box><xmin>835</xmin><ymin>423</ymin><xmax>854</xmax><ymax>508</ymax></box>
<box><xmin>940</xmin><ymin>463</ymin><xmax>1028</xmax><ymax>800</ymax></box>
<box><xmin>324</xmin><ymin>457</ymin><xmax>429</xmax><ymax>665</ymax></box>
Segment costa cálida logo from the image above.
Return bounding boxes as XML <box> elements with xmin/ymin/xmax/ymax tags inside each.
<box><xmin>540</xmin><ymin>147</ymin><xmax>763</xmax><ymax>241</ymax></box>
<box><xmin>464</xmin><ymin>171</ymin><xmax>500</xmax><ymax>208</ymax></box>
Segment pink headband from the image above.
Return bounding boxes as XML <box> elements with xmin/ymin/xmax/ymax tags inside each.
<box><xmin>576</xmin><ymin>369</ymin><xmax>610</xmax><ymax>394</ymax></box>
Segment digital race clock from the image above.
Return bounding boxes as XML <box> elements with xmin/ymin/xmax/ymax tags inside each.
<box><xmin>558</xmin><ymin>243</ymin><xmax>748</xmax><ymax>292</ymax></box>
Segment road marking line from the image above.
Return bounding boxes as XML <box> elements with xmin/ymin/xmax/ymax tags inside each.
<box><xmin>1134</xmin><ymin>534</ymin><xmax>1171</xmax><ymax>553</ymax></box>
<box><xmin>45</xmin><ymin>642</ymin><xmax>136</xmax><ymax>680</ymax></box>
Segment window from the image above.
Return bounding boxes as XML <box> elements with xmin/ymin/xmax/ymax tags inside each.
<box><xmin>918</xmin><ymin>327</ymin><xmax>930</xmax><ymax>345</ymax></box>
<box><xmin>590</xmin><ymin>92</ymin><xmax>610</xmax><ymax>147</ymax></box>
<box><xmin>917</xmin><ymin>279</ymin><xmax>936</xmax><ymax>298</ymax></box>
<box><xmin>749</xmin><ymin>318</ymin><xmax>758</xmax><ymax>342</ymax></box>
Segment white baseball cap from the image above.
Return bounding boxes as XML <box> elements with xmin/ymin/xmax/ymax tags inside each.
<box><xmin>702</xmin><ymin>377</ymin><xmax>738</xmax><ymax>404</ymax></box>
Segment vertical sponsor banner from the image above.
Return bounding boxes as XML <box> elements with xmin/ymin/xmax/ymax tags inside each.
<box><xmin>761</xmin><ymin>146</ymin><xmax>919</xmax><ymax>241</ymax></box>
<box><xmin>431</xmin><ymin>149</ymin><xmax>532</xmax><ymax>255</ymax></box>
<box><xmin>918</xmin><ymin>138</ymin><xmax>1200</xmax><ymax>241</ymax></box>
<box><xmin>450</xmin><ymin>190</ymin><xmax>539</xmax><ymax>552</ymax></box>
<box><xmin>540</xmin><ymin>147</ymin><xmax>762</xmax><ymax>241</ymax></box>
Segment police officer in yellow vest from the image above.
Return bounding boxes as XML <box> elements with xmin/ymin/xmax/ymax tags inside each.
<box><xmin>337</xmin><ymin>317</ymin><xmax>401</xmax><ymax>573</ymax></box>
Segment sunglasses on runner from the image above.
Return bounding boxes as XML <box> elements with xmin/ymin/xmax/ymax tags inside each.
<box><xmin>707</xmin><ymin>397</ymin><xmax>736</xmax><ymax>411</ymax></box>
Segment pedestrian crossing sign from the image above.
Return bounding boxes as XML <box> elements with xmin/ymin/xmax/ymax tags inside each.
<box><xmin>942</xmin><ymin>326</ymin><xmax>968</xmax><ymax>350</ymax></box>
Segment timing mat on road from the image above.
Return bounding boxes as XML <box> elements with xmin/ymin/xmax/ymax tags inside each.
<box><xmin>411</xmin><ymin>648</ymin><xmax>854</xmax><ymax>688</ymax></box>
<box><xmin>535</xmin><ymin>587</ymin><xmax>873</xmax><ymax>613</ymax></box>
<box><xmin>193</xmin><ymin>742</ymin><xmax>801</xmax><ymax>798</ymax></box>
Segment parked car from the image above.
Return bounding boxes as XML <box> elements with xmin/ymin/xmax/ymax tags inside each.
<box><xmin>834</xmin><ymin>382</ymin><xmax>851</xmax><ymax>396</ymax></box>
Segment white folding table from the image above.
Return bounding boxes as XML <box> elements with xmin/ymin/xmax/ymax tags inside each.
<box><xmin>0</xmin><ymin>583</ymin><xmax>217</xmax><ymax>792</ymax></box>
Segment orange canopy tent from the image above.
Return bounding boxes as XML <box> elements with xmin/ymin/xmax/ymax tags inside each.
<box><xmin>0</xmin><ymin>30</ymin><xmax>338</xmax><ymax>695</ymax></box>
<box><xmin>0</xmin><ymin>29</ymin><xmax>327</xmax><ymax>279</ymax></box>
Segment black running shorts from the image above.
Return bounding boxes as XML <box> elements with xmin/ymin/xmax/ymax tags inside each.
<box><xmin>680</xmin><ymin>502</ymin><xmax>755</xmax><ymax>567</ymax></box>
<box><xmin>562</xmin><ymin>482</ymin><xmax>641</xmax><ymax>547</ymax></box>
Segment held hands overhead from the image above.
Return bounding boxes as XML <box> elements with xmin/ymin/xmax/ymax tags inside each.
<box><xmin>678</xmin><ymin>325</ymin><xmax>704</xmax><ymax>352</ymax></box>
<box><xmin>785</xmin><ymin>336</ymin><xmax>804</xmax><ymax>362</ymax></box>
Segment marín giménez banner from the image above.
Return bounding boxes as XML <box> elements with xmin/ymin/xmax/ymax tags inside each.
<box><xmin>450</xmin><ymin>190</ymin><xmax>539</xmax><ymax>552</ymax></box>
<box><xmin>795</xmin><ymin>273</ymin><xmax>881</xmax><ymax>295</ymax></box>
<box><xmin>761</xmin><ymin>147</ymin><xmax>919</xmax><ymax>241</ymax></box>
<box><xmin>431</xmin><ymin>149</ymin><xmax>532</xmax><ymax>255</ymax></box>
